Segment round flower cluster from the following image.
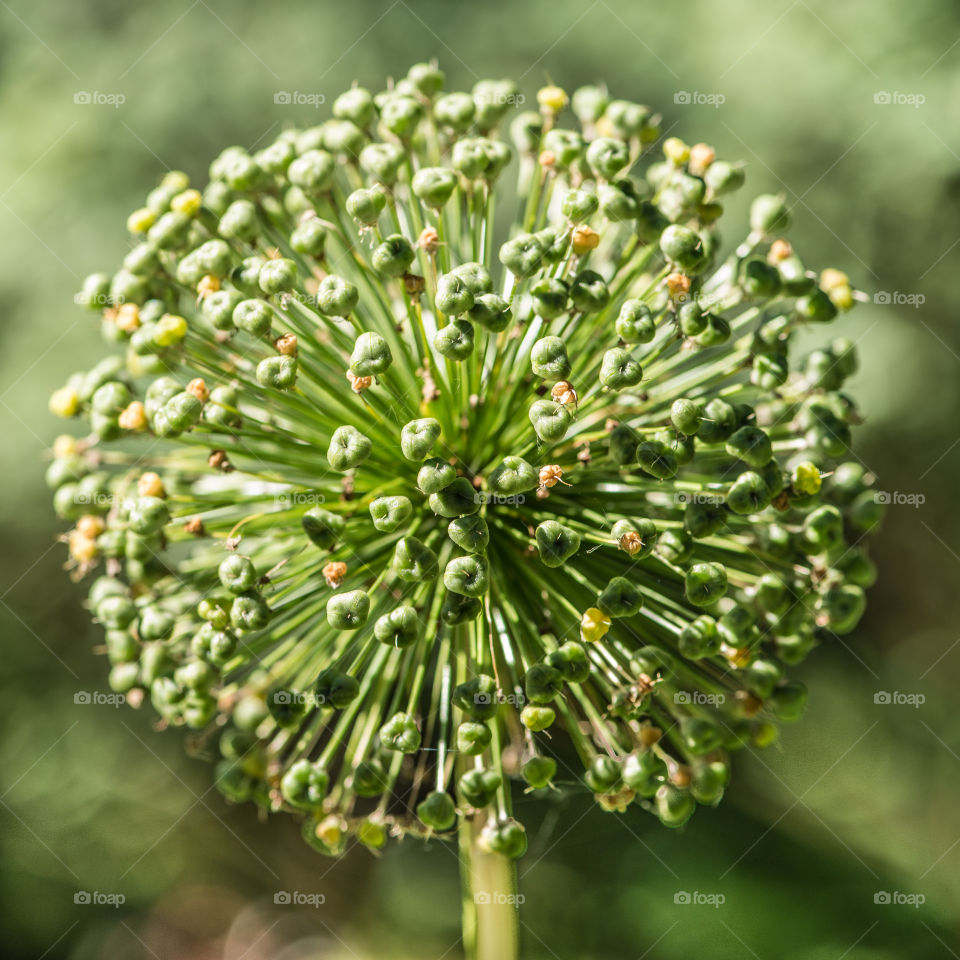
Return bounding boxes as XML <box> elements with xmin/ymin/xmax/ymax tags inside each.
<box><xmin>48</xmin><ymin>63</ymin><xmax>881</xmax><ymax>859</ymax></box>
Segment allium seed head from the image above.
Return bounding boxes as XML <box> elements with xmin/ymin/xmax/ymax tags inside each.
<box><xmin>47</xmin><ymin>64</ymin><xmax>879</xmax><ymax>858</ymax></box>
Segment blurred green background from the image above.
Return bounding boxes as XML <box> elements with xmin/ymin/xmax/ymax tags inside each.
<box><xmin>2</xmin><ymin>0</ymin><xmax>959</xmax><ymax>956</ymax></box>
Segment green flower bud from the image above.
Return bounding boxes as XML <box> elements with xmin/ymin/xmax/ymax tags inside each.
<box><xmin>470</xmin><ymin>293</ymin><xmax>512</xmax><ymax>330</ymax></box>
<box><xmin>417</xmin><ymin>457</ymin><xmax>456</xmax><ymax>494</ymax></box>
<box><xmin>570</xmin><ymin>270</ymin><xmax>610</xmax><ymax>313</ymax></box>
<box><xmin>522</xmin><ymin>755</ymin><xmax>558</xmax><ymax>788</ymax></box>
<box><xmin>393</xmin><ymin>536</ymin><xmax>439</xmax><ymax>581</ymax></box>
<box><xmin>530</xmin><ymin>277</ymin><xmax>569</xmax><ymax>319</ymax></box>
<box><xmin>453</xmin><ymin>674</ymin><xmax>498</xmax><ymax>720</ymax></box>
<box><xmin>530</xmin><ymin>337</ymin><xmax>571</xmax><ymax>380</ymax></box>
<box><xmin>599</xmin><ymin>348</ymin><xmax>643</xmax><ymax>389</ymax></box>
<box><xmin>287</xmin><ymin>149</ymin><xmax>335</xmax><ymax>194</ymax></box>
<box><xmin>128</xmin><ymin>495</ymin><xmax>169</xmax><ymax>535</ymax></box>
<box><xmin>769</xmin><ymin>681</ymin><xmax>808</xmax><ymax>722</ymax></box>
<box><xmin>359</xmin><ymin>141</ymin><xmax>406</xmax><ymax>184</ymax></box>
<box><xmin>678</xmin><ymin>615</ymin><xmax>720</xmax><ymax>658</ymax></box>
<box><xmin>350</xmin><ymin>331</ymin><xmax>392</xmax><ymax>377</ymax></box>
<box><xmin>740</xmin><ymin>257</ymin><xmax>781</xmax><ymax>299</ymax></box>
<box><xmin>586</xmin><ymin>136</ymin><xmax>630</xmax><ymax>179</ymax></box>
<box><xmin>380</xmin><ymin>94</ymin><xmax>423</xmax><ymax>139</ymax></box>
<box><xmin>725</xmin><ymin>425</ymin><xmax>772</xmax><ymax>468</ymax></box>
<box><xmin>656</xmin><ymin>528</ymin><xmax>693</xmax><ymax>565</ymax></box>
<box><xmin>398</xmin><ymin>418</ymin><xmax>440</xmax><ymax>461</ymax></box>
<box><xmin>704</xmin><ymin>161</ymin><xmax>745</xmax><ymax>196</ymax></box>
<box><xmin>457</xmin><ymin>720</ymin><xmax>492</xmax><ymax>755</ymax></box>
<box><xmin>233</xmin><ymin>299</ymin><xmax>273</xmax><ymax>337</ymax></box>
<box><xmin>380</xmin><ymin>712</ymin><xmax>421</xmax><ymax>752</ymax></box>
<box><xmin>659</xmin><ymin>224</ymin><xmax>706</xmax><ymax>273</ymax></box>
<box><xmin>301</xmin><ymin>507</ymin><xmax>344</xmax><ymax>549</ymax></box>
<box><xmin>417</xmin><ymin>790</ymin><xmax>457</xmax><ymax>831</ymax></box>
<box><xmin>434</xmin><ymin>91</ymin><xmax>475</xmax><ymax>130</ymax></box>
<box><xmin>750</xmin><ymin>194</ymin><xmax>791</xmax><ymax>234</ymax></box>
<box><xmin>478</xmin><ymin>818</ymin><xmax>527</xmax><ymax>859</ymax></box>
<box><xmin>585</xmin><ymin>754</ymin><xmax>621</xmax><ymax>793</ymax></box>
<box><xmin>267</xmin><ymin>686</ymin><xmax>307</xmax><ymax>727</ymax></box>
<box><xmin>562</xmin><ymin>188</ymin><xmax>599</xmax><ymax>223</ymax></box>
<box><xmin>218</xmin><ymin>554</ymin><xmax>257</xmax><ymax>594</ymax></box>
<box><xmin>326</xmin><ymin>589</ymin><xmax>370</xmax><ymax>630</ymax></box>
<box><xmin>796</xmin><ymin>288</ymin><xmax>838</xmax><ymax>323</ymax></box>
<box><xmin>345</xmin><ymin>187</ymin><xmax>386</xmax><ymax>225</ymax></box>
<box><xmin>412</xmin><ymin>166</ymin><xmax>457</xmax><ymax>208</ymax></box>
<box><xmin>524</xmin><ymin>662</ymin><xmax>564</xmax><ymax>703</ymax></box>
<box><xmin>616</xmin><ymin>300</ymin><xmax>655</xmax><ymax>343</ymax></box>
<box><xmin>520</xmin><ymin>705</ymin><xmax>556</xmax><ymax>731</ymax></box>
<box><xmin>636</xmin><ymin>440</ymin><xmax>678</xmax><ymax>479</ymax></box>
<box><xmin>727</xmin><ymin>470</ymin><xmax>772</xmax><ymax>515</ymax></box>
<box><xmin>472</xmin><ymin>79</ymin><xmax>518</xmax><ymax>130</ymax></box>
<box><xmin>816</xmin><ymin>584</ymin><xmax>865</xmax><ymax>634</ymax></box>
<box><xmin>352</xmin><ymin>758</ymin><xmax>387</xmax><ymax>797</ymax></box>
<box><xmin>448</xmin><ymin>516</ymin><xmax>490</xmax><ymax>553</ymax></box>
<box><xmin>743</xmin><ymin>658</ymin><xmax>783</xmax><ymax>698</ymax></box>
<box><xmin>232</xmin><ymin>256</ymin><xmax>266</xmax><ymax>293</ymax></box>
<box><xmin>314</xmin><ymin>667</ymin><xmax>360</xmax><ymax>709</ymax></box>
<box><xmin>529</xmin><ymin>399</ymin><xmax>571</xmax><ymax>443</ymax></box>
<box><xmin>290</xmin><ymin>218</ymin><xmax>328</xmax><ymax>257</ymax></box>
<box><xmin>97</xmin><ymin>594</ymin><xmax>138</xmax><ymax>629</ymax></box>
<box><xmin>316</xmin><ymin>275</ymin><xmax>359</xmax><ymax>316</ymax></box>
<box><xmin>218</xmin><ymin>200</ymin><xmax>259</xmax><ymax>242</ymax></box>
<box><xmin>499</xmin><ymin>233</ymin><xmax>544</xmax><ymax>278</ymax></box>
<box><xmin>327</xmin><ymin>425</ymin><xmax>372</xmax><ymax>471</ymax></box>
<box><xmin>333</xmin><ymin>86</ymin><xmax>374</xmax><ymax>124</ymax></box>
<box><xmin>802</xmin><ymin>504</ymin><xmax>844</xmax><ymax>554</ymax></box>
<box><xmin>203</xmin><ymin>289</ymin><xmax>243</xmax><ymax>331</ymax></box>
<box><xmin>441</xmin><ymin>591</ymin><xmax>483</xmax><ymax>625</ymax></box>
<box><xmin>281</xmin><ymin>759</ymin><xmax>329</xmax><ymax>810</ymax></box>
<box><xmin>256</xmin><ymin>355</ymin><xmax>297</xmax><ymax>390</ymax></box>
<box><xmin>690</xmin><ymin>761</ymin><xmax>728</xmax><ymax>805</ymax></box>
<box><xmin>443</xmin><ymin>554</ymin><xmax>488</xmax><ymax>597</ymax></box>
<box><xmin>452</xmin><ymin>137</ymin><xmax>511</xmax><ymax>181</ymax></box>
<box><xmin>546</xmin><ymin>641</ymin><xmax>591</xmax><ymax>682</ymax></box>
<box><xmin>429</xmin><ymin>477</ymin><xmax>480</xmax><ymax>518</ymax></box>
<box><xmin>680</xmin><ymin>716</ymin><xmax>723</xmax><ymax>756</ymax></box>
<box><xmin>597</xmin><ymin>576</ymin><xmax>644</xmax><ymax>617</ymax></box>
<box><xmin>684</xmin><ymin>561</ymin><xmax>728</xmax><ymax>606</ymax></box>
<box><xmin>435</xmin><ymin>273</ymin><xmax>476</xmax><ymax>316</ymax></box>
<box><xmin>535</xmin><ymin>520</ymin><xmax>580</xmax><ymax>567</ymax></box>
<box><xmin>623</xmin><ymin>750</ymin><xmax>667</xmax><ymax>796</ymax></box>
<box><xmin>459</xmin><ymin>767</ymin><xmax>501</xmax><ymax>808</ymax></box>
<box><xmin>434</xmin><ymin>318</ymin><xmax>475</xmax><ymax>360</ymax></box>
<box><xmin>258</xmin><ymin>258</ymin><xmax>297</xmax><ymax>295</ymax></box>
<box><xmin>368</xmin><ymin>495</ymin><xmax>412</xmax><ymax>534</ymax></box>
<box><xmin>373</xmin><ymin>604</ymin><xmax>420</xmax><ymax>648</ymax></box>
<box><xmin>488</xmin><ymin>456</ymin><xmax>537</xmax><ymax>495</ymax></box>
<box><xmin>230</xmin><ymin>591</ymin><xmax>271</xmax><ymax>630</ymax></box>
<box><xmin>372</xmin><ymin>234</ymin><xmax>415</xmax><ymax>277</ymax></box>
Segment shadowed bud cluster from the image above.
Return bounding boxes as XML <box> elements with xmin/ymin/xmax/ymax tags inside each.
<box><xmin>47</xmin><ymin>63</ymin><xmax>879</xmax><ymax>857</ymax></box>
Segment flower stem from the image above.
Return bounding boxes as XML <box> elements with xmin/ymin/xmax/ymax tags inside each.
<box><xmin>460</xmin><ymin>817</ymin><xmax>520</xmax><ymax>960</ymax></box>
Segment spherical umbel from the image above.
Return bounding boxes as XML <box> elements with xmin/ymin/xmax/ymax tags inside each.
<box><xmin>47</xmin><ymin>63</ymin><xmax>876</xmax><ymax>859</ymax></box>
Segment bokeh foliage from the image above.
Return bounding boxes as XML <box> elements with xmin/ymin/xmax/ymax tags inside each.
<box><xmin>2</xmin><ymin>0</ymin><xmax>959</xmax><ymax>956</ymax></box>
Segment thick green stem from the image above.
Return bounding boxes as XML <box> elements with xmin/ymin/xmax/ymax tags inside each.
<box><xmin>460</xmin><ymin>818</ymin><xmax>520</xmax><ymax>960</ymax></box>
